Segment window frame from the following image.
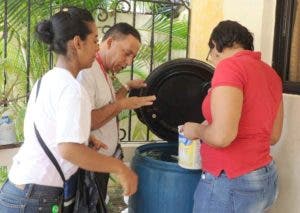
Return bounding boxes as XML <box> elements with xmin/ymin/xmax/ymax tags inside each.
<box><xmin>273</xmin><ymin>0</ymin><xmax>300</xmax><ymax>94</ymax></box>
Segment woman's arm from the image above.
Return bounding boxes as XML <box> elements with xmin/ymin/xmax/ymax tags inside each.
<box><xmin>58</xmin><ymin>142</ymin><xmax>138</xmax><ymax>196</ymax></box>
<box><xmin>270</xmin><ymin>100</ymin><xmax>283</xmax><ymax>145</ymax></box>
<box><xmin>183</xmin><ymin>86</ymin><xmax>243</xmax><ymax>148</ymax></box>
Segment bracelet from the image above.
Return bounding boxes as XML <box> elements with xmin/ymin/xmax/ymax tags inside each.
<box><xmin>123</xmin><ymin>83</ymin><xmax>130</xmax><ymax>92</ymax></box>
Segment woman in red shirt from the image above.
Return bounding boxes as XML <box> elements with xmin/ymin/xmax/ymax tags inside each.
<box><xmin>182</xmin><ymin>20</ymin><xmax>283</xmax><ymax>213</ymax></box>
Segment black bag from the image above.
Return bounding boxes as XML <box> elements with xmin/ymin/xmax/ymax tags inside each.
<box><xmin>34</xmin><ymin>78</ymin><xmax>107</xmax><ymax>213</ymax></box>
<box><xmin>73</xmin><ymin>170</ymin><xmax>107</xmax><ymax>213</ymax></box>
<box><xmin>34</xmin><ymin>122</ymin><xmax>78</xmax><ymax>212</ymax></box>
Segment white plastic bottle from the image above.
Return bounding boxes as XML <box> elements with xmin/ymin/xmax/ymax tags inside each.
<box><xmin>0</xmin><ymin>115</ymin><xmax>17</xmax><ymax>145</ymax></box>
<box><xmin>178</xmin><ymin>126</ymin><xmax>201</xmax><ymax>170</ymax></box>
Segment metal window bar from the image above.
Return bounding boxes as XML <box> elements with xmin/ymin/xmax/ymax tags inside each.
<box><xmin>26</xmin><ymin>0</ymin><xmax>31</xmax><ymax>102</ymax></box>
<box><xmin>2</xmin><ymin>0</ymin><xmax>8</xmax><ymax>107</ymax></box>
<box><xmin>168</xmin><ymin>3</ymin><xmax>174</xmax><ymax>61</ymax></box>
<box><xmin>0</xmin><ymin>0</ymin><xmax>190</xmax><ymax>143</ymax></box>
<box><xmin>145</xmin><ymin>1</ymin><xmax>156</xmax><ymax>141</ymax></box>
<box><xmin>49</xmin><ymin>0</ymin><xmax>54</xmax><ymax>70</ymax></box>
<box><xmin>126</xmin><ymin>0</ymin><xmax>138</xmax><ymax>142</ymax></box>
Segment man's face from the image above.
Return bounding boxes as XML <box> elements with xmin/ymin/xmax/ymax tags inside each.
<box><xmin>107</xmin><ymin>34</ymin><xmax>141</xmax><ymax>73</ymax></box>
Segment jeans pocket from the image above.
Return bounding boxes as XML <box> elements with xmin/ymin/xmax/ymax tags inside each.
<box><xmin>193</xmin><ymin>174</ymin><xmax>215</xmax><ymax>213</ymax></box>
<box><xmin>265</xmin><ymin>173</ymin><xmax>279</xmax><ymax>210</ymax></box>
<box><xmin>0</xmin><ymin>195</ymin><xmax>25</xmax><ymax>212</ymax></box>
<box><xmin>193</xmin><ymin>172</ymin><xmax>215</xmax><ymax>200</ymax></box>
<box><xmin>232</xmin><ymin>187</ymin><xmax>264</xmax><ymax>213</ymax></box>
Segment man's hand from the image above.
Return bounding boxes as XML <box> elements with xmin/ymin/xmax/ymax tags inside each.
<box><xmin>127</xmin><ymin>79</ymin><xmax>147</xmax><ymax>89</ymax></box>
<box><xmin>89</xmin><ymin>135</ymin><xmax>108</xmax><ymax>151</ymax></box>
<box><xmin>118</xmin><ymin>95</ymin><xmax>156</xmax><ymax>110</ymax></box>
<box><xmin>116</xmin><ymin>79</ymin><xmax>147</xmax><ymax>100</ymax></box>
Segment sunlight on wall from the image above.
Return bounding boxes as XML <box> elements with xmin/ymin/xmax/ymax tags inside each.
<box><xmin>223</xmin><ymin>0</ymin><xmax>276</xmax><ymax>64</ymax></box>
<box><xmin>223</xmin><ymin>0</ymin><xmax>263</xmax><ymax>52</ymax></box>
<box><xmin>189</xmin><ymin>0</ymin><xmax>224</xmax><ymax>60</ymax></box>
<box><xmin>189</xmin><ymin>0</ymin><xmax>276</xmax><ymax>65</ymax></box>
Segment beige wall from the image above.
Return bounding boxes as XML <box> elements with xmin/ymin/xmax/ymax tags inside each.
<box><xmin>190</xmin><ymin>0</ymin><xmax>224</xmax><ymax>60</ymax></box>
<box><xmin>0</xmin><ymin>148</ymin><xmax>19</xmax><ymax>169</ymax></box>
<box><xmin>269</xmin><ymin>94</ymin><xmax>300</xmax><ymax>213</ymax></box>
<box><xmin>261</xmin><ymin>0</ymin><xmax>277</xmax><ymax>64</ymax></box>
<box><xmin>190</xmin><ymin>0</ymin><xmax>276</xmax><ymax>64</ymax></box>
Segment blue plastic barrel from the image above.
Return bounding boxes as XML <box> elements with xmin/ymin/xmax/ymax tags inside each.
<box><xmin>128</xmin><ymin>143</ymin><xmax>201</xmax><ymax>213</ymax></box>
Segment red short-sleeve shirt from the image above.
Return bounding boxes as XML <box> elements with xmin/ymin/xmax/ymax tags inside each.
<box><xmin>201</xmin><ymin>50</ymin><xmax>282</xmax><ymax>178</ymax></box>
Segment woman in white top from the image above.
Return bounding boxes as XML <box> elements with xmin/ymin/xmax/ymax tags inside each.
<box><xmin>0</xmin><ymin>6</ymin><xmax>137</xmax><ymax>213</ymax></box>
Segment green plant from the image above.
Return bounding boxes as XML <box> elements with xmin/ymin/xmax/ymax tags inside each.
<box><xmin>0</xmin><ymin>55</ymin><xmax>27</xmax><ymax>141</ymax></box>
<box><xmin>0</xmin><ymin>0</ymin><xmax>106</xmax><ymax>141</ymax></box>
<box><xmin>0</xmin><ymin>166</ymin><xmax>8</xmax><ymax>187</ymax></box>
<box><xmin>0</xmin><ymin>0</ymin><xmax>189</xmax><ymax>142</ymax></box>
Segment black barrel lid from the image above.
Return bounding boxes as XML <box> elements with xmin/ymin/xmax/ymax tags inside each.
<box><xmin>130</xmin><ymin>58</ymin><xmax>213</xmax><ymax>142</ymax></box>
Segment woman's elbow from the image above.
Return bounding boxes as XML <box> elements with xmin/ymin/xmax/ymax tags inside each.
<box><xmin>212</xmin><ymin>139</ymin><xmax>232</xmax><ymax>148</ymax></box>
<box><xmin>211</xmin><ymin>131</ymin><xmax>237</xmax><ymax>148</ymax></box>
<box><xmin>270</xmin><ymin>126</ymin><xmax>283</xmax><ymax>145</ymax></box>
<box><xmin>270</xmin><ymin>134</ymin><xmax>282</xmax><ymax>145</ymax></box>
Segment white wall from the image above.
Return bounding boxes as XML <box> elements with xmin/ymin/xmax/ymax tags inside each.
<box><xmin>261</xmin><ymin>0</ymin><xmax>277</xmax><ymax>64</ymax></box>
<box><xmin>223</xmin><ymin>0</ymin><xmax>276</xmax><ymax>64</ymax></box>
<box><xmin>269</xmin><ymin>94</ymin><xmax>300</xmax><ymax>213</ymax></box>
<box><xmin>223</xmin><ymin>0</ymin><xmax>263</xmax><ymax>51</ymax></box>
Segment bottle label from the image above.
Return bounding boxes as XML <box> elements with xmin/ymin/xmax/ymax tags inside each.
<box><xmin>178</xmin><ymin>127</ymin><xmax>201</xmax><ymax>170</ymax></box>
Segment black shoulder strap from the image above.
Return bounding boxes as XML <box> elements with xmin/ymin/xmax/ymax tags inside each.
<box><xmin>35</xmin><ymin>78</ymin><xmax>42</xmax><ymax>102</ymax></box>
<box><xmin>34</xmin><ymin>78</ymin><xmax>66</xmax><ymax>182</ymax></box>
<box><xmin>34</xmin><ymin>123</ymin><xmax>66</xmax><ymax>182</ymax></box>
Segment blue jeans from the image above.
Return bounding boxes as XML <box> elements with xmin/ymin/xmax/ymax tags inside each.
<box><xmin>193</xmin><ymin>161</ymin><xmax>278</xmax><ymax>213</ymax></box>
<box><xmin>0</xmin><ymin>180</ymin><xmax>63</xmax><ymax>212</ymax></box>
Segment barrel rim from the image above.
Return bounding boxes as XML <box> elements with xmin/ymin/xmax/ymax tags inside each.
<box><xmin>132</xmin><ymin>142</ymin><xmax>202</xmax><ymax>173</ymax></box>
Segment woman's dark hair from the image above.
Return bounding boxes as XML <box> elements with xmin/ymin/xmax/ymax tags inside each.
<box><xmin>35</xmin><ymin>6</ymin><xmax>94</xmax><ymax>55</ymax></box>
<box><xmin>102</xmin><ymin>22</ymin><xmax>141</xmax><ymax>42</ymax></box>
<box><xmin>208</xmin><ymin>20</ymin><xmax>254</xmax><ymax>52</ymax></box>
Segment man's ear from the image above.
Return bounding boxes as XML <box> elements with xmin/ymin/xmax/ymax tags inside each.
<box><xmin>106</xmin><ymin>37</ymin><xmax>113</xmax><ymax>49</ymax></box>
